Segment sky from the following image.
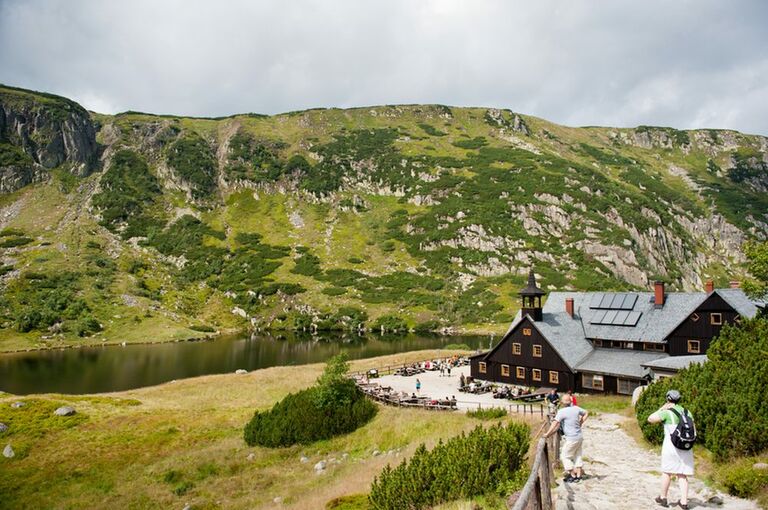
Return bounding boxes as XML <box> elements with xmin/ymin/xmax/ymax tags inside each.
<box><xmin>1</xmin><ymin>0</ymin><xmax>767</xmax><ymax>135</ymax></box>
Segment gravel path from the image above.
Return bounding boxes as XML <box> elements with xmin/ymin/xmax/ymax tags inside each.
<box><xmin>555</xmin><ymin>413</ymin><xmax>758</xmax><ymax>510</ymax></box>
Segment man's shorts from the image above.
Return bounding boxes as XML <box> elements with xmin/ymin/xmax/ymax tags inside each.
<box><xmin>560</xmin><ymin>437</ymin><xmax>584</xmax><ymax>471</ymax></box>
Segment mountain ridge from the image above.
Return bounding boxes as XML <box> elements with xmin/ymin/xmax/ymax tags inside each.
<box><xmin>0</xmin><ymin>84</ymin><xmax>765</xmax><ymax>350</ymax></box>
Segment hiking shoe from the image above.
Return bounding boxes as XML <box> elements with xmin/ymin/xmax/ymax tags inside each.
<box><xmin>654</xmin><ymin>496</ymin><xmax>668</xmax><ymax>507</ymax></box>
<box><xmin>563</xmin><ymin>475</ymin><xmax>575</xmax><ymax>483</ymax></box>
<box><xmin>573</xmin><ymin>476</ymin><xmax>583</xmax><ymax>483</ymax></box>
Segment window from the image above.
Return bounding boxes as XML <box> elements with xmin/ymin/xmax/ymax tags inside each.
<box><xmin>501</xmin><ymin>364</ymin><xmax>510</xmax><ymax>377</ymax></box>
<box><xmin>516</xmin><ymin>367</ymin><xmax>525</xmax><ymax>379</ymax></box>
<box><xmin>710</xmin><ymin>313</ymin><xmax>723</xmax><ymax>325</ymax></box>
<box><xmin>582</xmin><ymin>374</ymin><xmax>604</xmax><ymax>391</ymax></box>
<box><xmin>617</xmin><ymin>378</ymin><xmax>639</xmax><ymax>395</ymax></box>
<box><xmin>523</xmin><ymin>328</ymin><xmax>532</xmax><ymax>336</ymax></box>
<box><xmin>479</xmin><ymin>362</ymin><xmax>486</xmax><ymax>374</ymax></box>
<box><xmin>512</xmin><ymin>343</ymin><xmax>522</xmax><ymax>355</ymax></box>
<box><xmin>690</xmin><ymin>312</ymin><xmax>700</xmax><ymax>322</ymax></box>
<box><xmin>644</xmin><ymin>343</ymin><xmax>665</xmax><ymax>352</ymax></box>
<box><xmin>533</xmin><ymin>345</ymin><xmax>542</xmax><ymax>357</ymax></box>
<box><xmin>687</xmin><ymin>340</ymin><xmax>700</xmax><ymax>354</ymax></box>
<box><xmin>593</xmin><ymin>339</ymin><xmax>603</xmax><ymax>347</ymax></box>
<box><xmin>623</xmin><ymin>342</ymin><xmax>634</xmax><ymax>349</ymax></box>
<box><xmin>532</xmin><ymin>369</ymin><xmax>541</xmax><ymax>381</ymax></box>
<box><xmin>549</xmin><ymin>371</ymin><xmax>559</xmax><ymax>384</ymax></box>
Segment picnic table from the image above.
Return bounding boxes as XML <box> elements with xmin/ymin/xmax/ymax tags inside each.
<box><xmin>510</xmin><ymin>387</ymin><xmax>555</xmax><ymax>402</ymax></box>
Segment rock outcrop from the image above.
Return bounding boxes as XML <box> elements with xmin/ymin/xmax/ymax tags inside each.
<box><xmin>0</xmin><ymin>86</ymin><xmax>99</xmax><ymax>192</ymax></box>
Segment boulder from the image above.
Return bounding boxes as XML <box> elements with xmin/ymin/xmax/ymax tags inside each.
<box><xmin>300</xmin><ymin>455</ymin><xmax>309</xmax><ymax>463</ymax></box>
<box><xmin>246</xmin><ymin>453</ymin><xmax>256</xmax><ymax>461</ymax></box>
<box><xmin>754</xmin><ymin>462</ymin><xmax>768</xmax><ymax>470</ymax></box>
<box><xmin>273</xmin><ymin>497</ymin><xmax>283</xmax><ymax>504</ymax></box>
<box><xmin>0</xmin><ymin>423</ymin><xmax>7</xmax><ymax>433</ymax></box>
<box><xmin>54</xmin><ymin>406</ymin><xmax>76</xmax><ymax>416</ymax></box>
<box><xmin>3</xmin><ymin>444</ymin><xmax>14</xmax><ymax>458</ymax></box>
<box><xmin>235</xmin><ymin>369</ymin><xmax>247</xmax><ymax>375</ymax></box>
<box><xmin>313</xmin><ymin>460</ymin><xmax>326</xmax><ymax>472</ymax></box>
<box><xmin>10</xmin><ymin>401</ymin><xmax>25</xmax><ymax>408</ymax></box>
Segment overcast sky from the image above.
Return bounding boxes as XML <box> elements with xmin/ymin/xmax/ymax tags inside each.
<box><xmin>1</xmin><ymin>0</ymin><xmax>767</xmax><ymax>134</ymax></box>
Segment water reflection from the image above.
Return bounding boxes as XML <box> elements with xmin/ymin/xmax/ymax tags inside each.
<box><xmin>0</xmin><ymin>331</ymin><xmax>487</xmax><ymax>395</ymax></box>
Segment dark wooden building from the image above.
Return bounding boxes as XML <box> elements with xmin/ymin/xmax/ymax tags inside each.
<box><xmin>470</xmin><ymin>271</ymin><xmax>760</xmax><ymax>394</ymax></box>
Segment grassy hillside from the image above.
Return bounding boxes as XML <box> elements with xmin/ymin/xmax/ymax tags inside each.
<box><xmin>0</xmin><ymin>86</ymin><xmax>766</xmax><ymax>351</ymax></box>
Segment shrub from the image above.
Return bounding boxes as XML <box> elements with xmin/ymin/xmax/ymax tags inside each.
<box><xmin>370</xmin><ymin>315</ymin><xmax>408</xmax><ymax>334</ymax></box>
<box><xmin>0</xmin><ymin>236</ymin><xmax>33</xmax><ymax>248</ymax></box>
<box><xmin>75</xmin><ymin>317</ymin><xmax>102</xmax><ymax>337</ymax></box>
<box><xmin>636</xmin><ymin>317</ymin><xmax>768</xmax><ymax>459</ymax></box>
<box><xmin>166</xmin><ymin>132</ymin><xmax>217</xmax><ymax>197</ymax></box>
<box><xmin>443</xmin><ymin>343</ymin><xmax>471</xmax><ymax>350</ymax></box>
<box><xmin>467</xmin><ymin>408</ymin><xmax>507</xmax><ymax>420</ymax></box>
<box><xmin>322</xmin><ymin>286</ymin><xmax>347</xmax><ymax>296</ymax></box>
<box><xmin>189</xmin><ymin>324</ymin><xmax>216</xmax><ymax>333</ymax></box>
<box><xmin>243</xmin><ymin>354</ymin><xmax>377</xmax><ymax>447</ymax></box>
<box><xmin>369</xmin><ymin>422</ymin><xmax>529</xmax><ymax>509</ymax></box>
<box><xmin>719</xmin><ymin>461</ymin><xmax>768</xmax><ymax>498</ymax></box>
<box><xmin>413</xmin><ymin>319</ymin><xmax>442</xmax><ymax>333</ymax></box>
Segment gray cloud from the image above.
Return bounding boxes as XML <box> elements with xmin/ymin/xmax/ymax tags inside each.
<box><xmin>1</xmin><ymin>0</ymin><xmax>767</xmax><ymax>134</ymax></box>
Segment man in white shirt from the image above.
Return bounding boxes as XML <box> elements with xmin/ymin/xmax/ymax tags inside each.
<box><xmin>544</xmin><ymin>393</ymin><xmax>589</xmax><ymax>482</ymax></box>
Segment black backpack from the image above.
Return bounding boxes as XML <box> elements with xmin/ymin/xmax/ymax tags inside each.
<box><xmin>668</xmin><ymin>408</ymin><xmax>696</xmax><ymax>450</ymax></box>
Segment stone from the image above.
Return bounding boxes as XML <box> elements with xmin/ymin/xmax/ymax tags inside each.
<box><xmin>707</xmin><ymin>495</ymin><xmax>724</xmax><ymax>506</ymax></box>
<box><xmin>372</xmin><ymin>450</ymin><xmax>381</xmax><ymax>457</ymax></box>
<box><xmin>10</xmin><ymin>401</ymin><xmax>25</xmax><ymax>408</ymax></box>
<box><xmin>235</xmin><ymin>369</ymin><xmax>247</xmax><ymax>374</ymax></box>
<box><xmin>273</xmin><ymin>496</ymin><xmax>283</xmax><ymax>504</ymax></box>
<box><xmin>3</xmin><ymin>444</ymin><xmax>14</xmax><ymax>458</ymax></box>
<box><xmin>182</xmin><ymin>505</ymin><xmax>191</xmax><ymax>510</ymax></box>
<box><xmin>54</xmin><ymin>406</ymin><xmax>76</xmax><ymax>416</ymax></box>
<box><xmin>300</xmin><ymin>455</ymin><xmax>309</xmax><ymax>463</ymax></box>
<box><xmin>753</xmin><ymin>462</ymin><xmax>768</xmax><ymax>470</ymax></box>
<box><xmin>0</xmin><ymin>423</ymin><xmax>8</xmax><ymax>433</ymax></box>
<box><xmin>246</xmin><ymin>453</ymin><xmax>256</xmax><ymax>461</ymax></box>
<box><xmin>313</xmin><ymin>460</ymin><xmax>326</xmax><ymax>472</ymax></box>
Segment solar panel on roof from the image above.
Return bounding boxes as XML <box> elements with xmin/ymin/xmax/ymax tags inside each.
<box><xmin>610</xmin><ymin>293</ymin><xmax>625</xmax><ymax>308</ymax></box>
<box><xmin>603</xmin><ymin>310</ymin><xmax>619</xmax><ymax>324</ymax></box>
<box><xmin>590</xmin><ymin>310</ymin><xmax>608</xmax><ymax>323</ymax></box>
<box><xmin>624</xmin><ymin>311</ymin><xmax>642</xmax><ymax>326</ymax></box>
<box><xmin>599</xmin><ymin>294</ymin><xmax>615</xmax><ymax>308</ymax></box>
<box><xmin>613</xmin><ymin>310</ymin><xmax>630</xmax><ymax>325</ymax></box>
<box><xmin>589</xmin><ymin>293</ymin><xmax>605</xmax><ymax>308</ymax></box>
<box><xmin>621</xmin><ymin>294</ymin><xmax>638</xmax><ymax>310</ymax></box>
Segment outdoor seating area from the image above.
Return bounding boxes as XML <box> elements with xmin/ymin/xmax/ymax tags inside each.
<box><xmin>352</xmin><ymin>359</ymin><xmax>549</xmax><ymax>415</ymax></box>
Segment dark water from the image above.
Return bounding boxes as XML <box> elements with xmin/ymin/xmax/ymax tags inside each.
<box><xmin>0</xmin><ymin>332</ymin><xmax>491</xmax><ymax>395</ymax></box>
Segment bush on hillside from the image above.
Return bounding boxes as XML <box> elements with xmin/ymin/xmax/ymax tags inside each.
<box><xmin>243</xmin><ymin>354</ymin><xmax>377</xmax><ymax>447</ymax></box>
<box><xmin>369</xmin><ymin>422</ymin><xmax>529</xmax><ymax>509</ymax></box>
<box><xmin>636</xmin><ymin>317</ymin><xmax>768</xmax><ymax>459</ymax></box>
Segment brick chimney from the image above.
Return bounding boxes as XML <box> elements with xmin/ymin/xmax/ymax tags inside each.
<box><xmin>654</xmin><ymin>281</ymin><xmax>665</xmax><ymax>308</ymax></box>
<box><xmin>565</xmin><ymin>297</ymin><xmax>574</xmax><ymax>318</ymax></box>
<box><xmin>730</xmin><ymin>280</ymin><xmax>740</xmax><ymax>289</ymax></box>
<box><xmin>705</xmin><ymin>280</ymin><xmax>714</xmax><ymax>293</ymax></box>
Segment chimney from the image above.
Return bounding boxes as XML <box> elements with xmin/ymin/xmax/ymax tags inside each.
<box><xmin>654</xmin><ymin>281</ymin><xmax>665</xmax><ymax>308</ymax></box>
<box><xmin>705</xmin><ymin>280</ymin><xmax>714</xmax><ymax>293</ymax></box>
<box><xmin>729</xmin><ymin>280</ymin><xmax>740</xmax><ymax>289</ymax></box>
<box><xmin>565</xmin><ymin>298</ymin><xmax>574</xmax><ymax>318</ymax></box>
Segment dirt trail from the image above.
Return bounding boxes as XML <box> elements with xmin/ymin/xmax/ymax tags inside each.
<box><xmin>554</xmin><ymin>413</ymin><xmax>758</xmax><ymax>510</ymax></box>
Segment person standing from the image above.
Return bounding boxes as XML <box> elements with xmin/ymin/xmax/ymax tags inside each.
<box><xmin>415</xmin><ymin>378</ymin><xmax>421</xmax><ymax>394</ymax></box>
<box><xmin>544</xmin><ymin>394</ymin><xmax>588</xmax><ymax>482</ymax></box>
<box><xmin>546</xmin><ymin>388</ymin><xmax>560</xmax><ymax>414</ymax></box>
<box><xmin>447</xmin><ymin>364</ymin><xmax>452</xmax><ymax>377</ymax></box>
<box><xmin>647</xmin><ymin>390</ymin><xmax>694</xmax><ymax>509</ymax></box>
<box><xmin>567</xmin><ymin>389</ymin><xmax>578</xmax><ymax>406</ymax></box>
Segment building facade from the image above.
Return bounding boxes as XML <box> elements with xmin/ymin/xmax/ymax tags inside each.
<box><xmin>470</xmin><ymin>271</ymin><xmax>760</xmax><ymax>395</ymax></box>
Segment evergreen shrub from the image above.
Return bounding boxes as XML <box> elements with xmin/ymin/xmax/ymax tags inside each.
<box><xmin>636</xmin><ymin>318</ymin><xmax>768</xmax><ymax>459</ymax></box>
<box><xmin>243</xmin><ymin>354</ymin><xmax>377</xmax><ymax>447</ymax></box>
<box><xmin>368</xmin><ymin>422</ymin><xmax>529</xmax><ymax>509</ymax></box>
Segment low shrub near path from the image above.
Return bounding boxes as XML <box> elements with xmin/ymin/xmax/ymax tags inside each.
<box><xmin>368</xmin><ymin>421</ymin><xmax>529</xmax><ymax>510</ymax></box>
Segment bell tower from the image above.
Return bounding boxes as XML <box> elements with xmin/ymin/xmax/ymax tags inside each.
<box><xmin>519</xmin><ymin>268</ymin><xmax>545</xmax><ymax>321</ymax></box>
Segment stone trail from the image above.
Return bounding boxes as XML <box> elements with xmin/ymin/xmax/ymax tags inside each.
<box><xmin>554</xmin><ymin>413</ymin><xmax>758</xmax><ymax>510</ymax></box>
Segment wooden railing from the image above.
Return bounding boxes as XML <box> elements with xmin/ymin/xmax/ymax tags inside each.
<box><xmin>508</xmin><ymin>419</ymin><xmax>560</xmax><ymax>510</ymax></box>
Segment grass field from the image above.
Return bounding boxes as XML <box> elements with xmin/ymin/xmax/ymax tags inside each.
<box><xmin>0</xmin><ymin>350</ymin><xmax>540</xmax><ymax>510</ymax></box>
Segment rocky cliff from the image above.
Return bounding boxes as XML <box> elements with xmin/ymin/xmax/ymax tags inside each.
<box><xmin>0</xmin><ymin>86</ymin><xmax>99</xmax><ymax>192</ymax></box>
<box><xmin>0</xmin><ymin>85</ymin><xmax>765</xmax><ymax>347</ymax></box>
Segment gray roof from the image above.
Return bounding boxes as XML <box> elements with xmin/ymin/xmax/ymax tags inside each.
<box><xmin>641</xmin><ymin>355</ymin><xmax>708</xmax><ymax>371</ymax></box>
<box><xmin>716</xmin><ymin>289</ymin><xmax>759</xmax><ymax>318</ymax></box>
<box><xmin>576</xmin><ymin>349</ymin><xmax>666</xmax><ymax>379</ymax></box>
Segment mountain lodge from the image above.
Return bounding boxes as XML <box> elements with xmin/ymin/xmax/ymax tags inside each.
<box><xmin>469</xmin><ymin>270</ymin><xmax>760</xmax><ymax>395</ymax></box>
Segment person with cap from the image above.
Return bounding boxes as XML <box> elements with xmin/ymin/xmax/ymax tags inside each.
<box><xmin>544</xmin><ymin>393</ymin><xmax>588</xmax><ymax>483</ymax></box>
<box><xmin>647</xmin><ymin>389</ymin><xmax>694</xmax><ymax>509</ymax></box>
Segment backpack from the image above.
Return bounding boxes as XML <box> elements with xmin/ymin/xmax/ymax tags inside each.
<box><xmin>668</xmin><ymin>408</ymin><xmax>696</xmax><ymax>450</ymax></box>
